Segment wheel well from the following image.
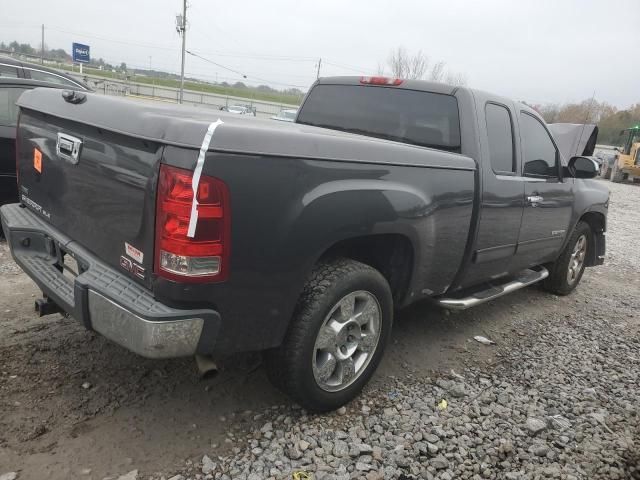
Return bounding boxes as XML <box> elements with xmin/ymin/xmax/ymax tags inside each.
<box><xmin>320</xmin><ymin>234</ymin><xmax>414</xmax><ymax>304</ymax></box>
<box><xmin>579</xmin><ymin>211</ymin><xmax>605</xmax><ymax>266</ymax></box>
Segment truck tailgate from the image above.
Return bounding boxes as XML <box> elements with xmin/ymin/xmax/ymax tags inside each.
<box><xmin>16</xmin><ymin>102</ymin><xmax>161</xmax><ymax>289</ymax></box>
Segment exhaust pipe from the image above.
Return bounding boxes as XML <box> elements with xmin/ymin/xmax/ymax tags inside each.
<box><xmin>34</xmin><ymin>297</ymin><xmax>64</xmax><ymax>317</ymax></box>
<box><xmin>195</xmin><ymin>355</ymin><xmax>219</xmax><ymax>379</ymax></box>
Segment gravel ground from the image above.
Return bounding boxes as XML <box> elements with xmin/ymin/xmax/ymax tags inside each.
<box><xmin>1</xmin><ymin>180</ymin><xmax>639</xmax><ymax>480</ymax></box>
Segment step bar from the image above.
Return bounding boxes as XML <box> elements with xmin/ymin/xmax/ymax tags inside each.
<box><xmin>436</xmin><ymin>266</ymin><xmax>549</xmax><ymax>310</ymax></box>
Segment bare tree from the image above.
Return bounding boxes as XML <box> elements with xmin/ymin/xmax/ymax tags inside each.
<box><xmin>409</xmin><ymin>49</ymin><xmax>429</xmax><ymax>79</ymax></box>
<box><xmin>385</xmin><ymin>47</ymin><xmax>467</xmax><ymax>85</ymax></box>
<box><xmin>533</xmin><ymin>99</ymin><xmax>618</xmax><ymax>125</ymax></box>
<box><xmin>445</xmin><ymin>72</ymin><xmax>467</xmax><ymax>87</ymax></box>
<box><xmin>387</xmin><ymin>47</ymin><xmax>429</xmax><ymax>79</ymax></box>
<box><xmin>538</xmin><ymin>103</ymin><xmax>560</xmax><ymax>123</ymax></box>
<box><xmin>387</xmin><ymin>46</ymin><xmax>408</xmax><ymax>78</ymax></box>
<box><xmin>429</xmin><ymin>61</ymin><xmax>446</xmax><ymax>82</ymax></box>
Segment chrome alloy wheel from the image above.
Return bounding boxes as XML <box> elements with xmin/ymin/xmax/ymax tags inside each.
<box><xmin>567</xmin><ymin>234</ymin><xmax>587</xmax><ymax>285</ymax></box>
<box><xmin>312</xmin><ymin>290</ymin><xmax>382</xmax><ymax>392</ymax></box>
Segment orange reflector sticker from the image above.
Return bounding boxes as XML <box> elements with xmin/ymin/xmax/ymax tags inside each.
<box><xmin>33</xmin><ymin>148</ymin><xmax>42</xmax><ymax>173</ymax></box>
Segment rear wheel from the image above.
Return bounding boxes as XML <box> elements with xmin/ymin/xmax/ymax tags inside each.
<box><xmin>265</xmin><ymin>258</ymin><xmax>393</xmax><ymax>411</ymax></box>
<box><xmin>543</xmin><ymin>222</ymin><xmax>591</xmax><ymax>295</ymax></box>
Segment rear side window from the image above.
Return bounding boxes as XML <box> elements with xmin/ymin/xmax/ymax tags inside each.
<box><xmin>520</xmin><ymin>112</ymin><xmax>559</xmax><ymax>178</ymax></box>
<box><xmin>485</xmin><ymin>103</ymin><xmax>515</xmax><ymax>173</ymax></box>
<box><xmin>0</xmin><ymin>87</ymin><xmax>27</xmax><ymax>126</ymax></box>
<box><xmin>26</xmin><ymin>68</ymin><xmax>79</xmax><ymax>87</ymax></box>
<box><xmin>0</xmin><ymin>64</ymin><xmax>19</xmax><ymax>78</ymax></box>
<box><xmin>297</xmin><ymin>84</ymin><xmax>461</xmax><ymax>153</ymax></box>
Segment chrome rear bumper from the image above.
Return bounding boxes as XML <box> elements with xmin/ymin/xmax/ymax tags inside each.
<box><xmin>1</xmin><ymin>203</ymin><xmax>220</xmax><ymax>359</ymax></box>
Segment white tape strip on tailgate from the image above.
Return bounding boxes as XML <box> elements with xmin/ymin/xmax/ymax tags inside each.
<box><xmin>187</xmin><ymin>119</ymin><xmax>224</xmax><ymax>238</ymax></box>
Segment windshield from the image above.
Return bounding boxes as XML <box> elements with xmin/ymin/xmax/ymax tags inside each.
<box><xmin>623</xmin><ymin>129</ymin><xmax>640</xmax><ymax>155</ymax></box>
<box><xmin>297</xmin><ymin>84</ymin><xmax>461</xmax><ymax>153</ymax></box>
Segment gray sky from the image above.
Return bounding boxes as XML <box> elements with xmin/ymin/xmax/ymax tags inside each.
<box><xmin>2</xmin><ymin>0</ymin><xmax>638</xmax><ymax>108</ymax></box>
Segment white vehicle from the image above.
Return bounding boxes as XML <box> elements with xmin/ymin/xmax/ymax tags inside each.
<box><xmin>220</xmin><ymin>104</ymin><xmax>256</xmax><ymax>116</ymax></box>
<box><xmin>271</xmin><ymin>108</ymin><xmax>298</xmax><ymax>122</ymax></box>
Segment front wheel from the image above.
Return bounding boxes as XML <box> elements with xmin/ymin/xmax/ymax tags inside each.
<box><xmin>265</xmin><ymin>258</ymin><xmax>393</xmax><ymax>412</ymax></box>
<box><xmin>543</xmin><ymin>222</ymin><xmax>591</xmax><ymax>295</ymax></box>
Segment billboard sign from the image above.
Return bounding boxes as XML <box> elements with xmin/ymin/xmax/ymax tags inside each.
<box><xmin>72</xmin><ymin>43</ymin><xmax>90</xmax><ymax>64</ymax></box>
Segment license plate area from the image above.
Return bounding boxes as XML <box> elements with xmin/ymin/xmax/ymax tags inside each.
<box><xmin>48</xmin><ymin>239</ymin><xmax>86</xmax><ymax>282</ymax></box>
<box><xmin>62</xmin><ymin>252</ymin><xmax>80</xmax><ymax>281</ymax></box>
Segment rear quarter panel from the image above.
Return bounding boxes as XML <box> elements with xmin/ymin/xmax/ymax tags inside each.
<box><xmin>157</xmin><ymin>147</ymin><xmax>475</xmax><ymax>354</ymax></box>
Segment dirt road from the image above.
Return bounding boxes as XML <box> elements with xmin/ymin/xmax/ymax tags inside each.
<box><xmin>1</xmin><ymin>180</ymin><xmax>638</xmax><ymax>480</ymax></box>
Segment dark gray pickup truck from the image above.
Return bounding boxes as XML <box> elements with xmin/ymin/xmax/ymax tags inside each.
<box><xmin>1</xmin><ymin>76</ymin><xmax>608</xmax><ymax>410</ymax></box>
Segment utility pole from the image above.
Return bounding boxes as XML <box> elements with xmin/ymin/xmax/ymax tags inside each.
<box><xmin>41</xmin><ymin>24</ymin><xmax>44</xmax><ymax>64</ymax></box>
<box><xmin>316</xmin><ymin>57</ymin><xmax>322</xmax><ymax>79</ymax></box>
<box><xmin>150</xmin><ymin>55</ymin><xmax>155</xmax><ymax>96</ymax></box>
<box><xmin>176</xmin><ymin>0</ymin><xmax>187</xmax><ymax>104</ymax></box>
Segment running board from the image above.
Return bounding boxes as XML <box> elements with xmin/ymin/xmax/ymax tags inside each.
<box><xmin>436</xmin><ymin>266</ymin><xmax>549</xmax><ymax>310</ymax></box>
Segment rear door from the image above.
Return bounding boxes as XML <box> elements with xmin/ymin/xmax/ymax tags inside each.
<box><xmin>460</xmin><ymin>97</ymin><xmax>524</xmax><ymax>287</ymax></box>
<box><xmin>514</xmin><ymin>111</ymin><xmax>573</xmax><ymax>266</ymax></box>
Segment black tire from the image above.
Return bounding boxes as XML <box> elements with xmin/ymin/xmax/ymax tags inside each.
<box><xmin>543</xmin><ymin>222</ymin><xmax>591</xmax><ymax>295</ymax></box>
<box><xmin>264</xmin><ymin>258</ymin><xmax>393</xmax><ymax>412</ymax></box>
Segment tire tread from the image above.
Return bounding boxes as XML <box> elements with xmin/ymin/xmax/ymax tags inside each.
<box><xmin>543</xmin><ymin>221</ymin><xmax>591</xmax><ymax>295</ymax></box>
<box><xmin>264</xmin><ymin>258</ymin><xmax>390</xmax><ymax>411</ymax></box>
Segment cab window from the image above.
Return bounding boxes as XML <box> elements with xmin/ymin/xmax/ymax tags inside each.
<box><xmin>485</xmin><ymin>103</ymin><xmax>515</xmax><ymax>173</ymax></box>
<box><xmin>26</xmin><ymin>68</ymin><xmax>79</xmax><ymax>87</ymax></box>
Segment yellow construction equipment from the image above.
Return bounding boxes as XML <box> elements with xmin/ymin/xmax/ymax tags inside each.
<box><xmin>610</xmin><ymin>125</ymin><xmax>640</xmax><ymax>182</ymax></box>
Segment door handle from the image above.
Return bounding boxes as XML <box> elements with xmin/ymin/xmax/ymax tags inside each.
<box><xmin>527</xmin><ymin>195</ymin><xmax>544</xmax><ymax>206</ymax></box>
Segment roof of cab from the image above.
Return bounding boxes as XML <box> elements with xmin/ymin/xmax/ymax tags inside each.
<box><xmin>315</xmin><ymin>76</ymin><xmax>545</xmax><ymax>120</ymax></box>
<box><xmin>316</xmin><ymin>76</ymin><xmax>460</xmax><ymax>95</ymax></box>
<box><xmin>0</xmin><ymin>77</ymin><xmax>88</xmax><ymax>90</ymax></box>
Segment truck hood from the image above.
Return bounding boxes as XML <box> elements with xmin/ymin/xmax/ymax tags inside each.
<box><xmin>548</xmin><ymin>123</ymin><xmax>598</xmax><ymax>160</ymax></box>
<box><xmin>17</xmin><ymin>88</ymin><xmax>474</xmax><ymax>171</ymax></box>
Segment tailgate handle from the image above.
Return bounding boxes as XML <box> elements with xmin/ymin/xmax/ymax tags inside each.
<box><xmin>56</xmin><ymin>133</ymin><xmax>82</xmax><ymax>164</ymax></box>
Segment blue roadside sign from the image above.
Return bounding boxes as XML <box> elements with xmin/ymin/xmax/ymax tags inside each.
<box><xmin>72</xmin><ymin>43</ymin><xmax>90</xmax><ymax>63</ymax></box>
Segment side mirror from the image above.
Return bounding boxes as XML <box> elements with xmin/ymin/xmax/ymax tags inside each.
<box><xmin>567</xmin><ymin>156</ymin><xmax>599</xmax><ymax>179</ymax></box>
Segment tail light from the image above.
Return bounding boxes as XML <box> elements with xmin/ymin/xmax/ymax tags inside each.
<box><xmin>360</xmin><ymin>76</ymin><xmax>403</xmax><ymax>86</ymax></box>
<box><xmin>155</xmin><ymin>164</ymin><xmax>230</xmax><ymax>283</ymax></box>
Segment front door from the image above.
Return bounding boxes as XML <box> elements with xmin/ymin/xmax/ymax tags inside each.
<box><xmin>514</xmin><ymin>112</ymin><xmax>573</xmax><ymax>267</ymax></box>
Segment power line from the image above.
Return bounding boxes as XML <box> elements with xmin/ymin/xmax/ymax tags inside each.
<box><xmin>2</xmin><ymin>23</ymin><xmax>312</xmax><ymax>89</ymax></box>
<box><xmin>188</xmin><ymin>28</ymin><xmax>315</xmax><ymax>62</ymax></box>
<box><xmin>186</xmin><ymin>50</ymin><xmax>248</xmax><ymax>78</ymax></box>
<box><xmin>4</xmin><ymin>23</ymin><xmax>315</xmax><ymax>63</ymax></box>
<box><xmin>323</xmin><ymin>59</ymin><xmax>376</xmax><ymax>75</ymax></box>
<box><xmin>186</xmin><ymin>50</ymin><xmax>308</xmax><ymax>88</ymax></box>
<box><xmin>43</xmin><ymin>26</ymin><xmax>179</xmax><ymax>52</ymax></box>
